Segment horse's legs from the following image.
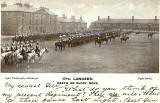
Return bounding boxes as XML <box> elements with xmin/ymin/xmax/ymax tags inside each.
<box><xmin>99</xmin><ymin>42</ymin><xmax>101</xmax><ymax>47</ymax></box>
<box><xmin>58</xmin><ymin>45</ymin><xmax>60</xmax><ymax>50</ymax></box>
<box><xmin>5</xmin><ymin>58</ymin><xmax>8</xmax><ymax>65</ymax></box>
<box><xmin>59</xmin><ymin>46</ymin><xmax>61</xmax><ymax>50</ymax></box>
<box><xmin>55</xmin><ymin>45</ymin><xmax>57</xmax><ymax>51</ymax></box>
<box><xmin>9</xmin><ymin>57</ymin><xmax>12</xmax><ymax>65</ymax></box>
<box><xmin>58</xmin><ymin>46</ymin><xmax>60</xmax><ymax>50</ymax></box>
<box><xmin>63</xmin><ymin>45</ymin><xmax>65</xmax><ymax>50</ymax></box>
<box><xmin>60</xmin><ymin>46</ymin><xmax>62</xmax><ymax>50</ymax></box>
<box><xmin>113</xmin><ymin>37</ymin><xmax>115</xmax><ymax>41</ymax></box>
<box><xmin>95</xmin><ymin>41</ymin><xmax>96</xmax><ymax>45</ymax></box>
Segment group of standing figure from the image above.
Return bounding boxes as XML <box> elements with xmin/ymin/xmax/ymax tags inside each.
<box><xmin>1</xmin><ymin>40</ymin><xmax>45</xmax><ymax>65</ymax></box>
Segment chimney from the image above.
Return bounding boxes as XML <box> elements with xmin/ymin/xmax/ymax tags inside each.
<box><xmin>98</xmin><ymin>16</ymin><xmax>100</xmax><ymax>21</ymax></box>
<box><xmin>1</xmin><ymin>2</ymin><xmax>7</xmax><ymax>8</ymax></box>
<box><xmin>40</xmin><ymin>7</ymin><xmax>49</xmax><ymax>11</ymax></box>
<box><xmin>24</xmin><ymin>3</ymin><xmax>31</xmax><ymax>8</ymax></box>
<box><xmin>15</xmin><ymin>3</ymin><xmax>23</xmax><ymax>7</ymax></box>
<box><xmin>62</xmin><ymin>14</ymin><xmax>67</xmax><ymax>19</ymax></box>
<box><xmin>155</xmin><ymin>16</ymin><xmax>157</xmax><ymax>20</ymax></box>
<box><xmin>71</xmin><ymin>16</ymin><xmax>75</xmax><ymax>20</ymax></box>
<box><xmin>80</xmin><ymin>16</ymin><xmax>83</xmax><ymax>21</ymax></box>
<box><xmin>132</xmin><ymin>16</ymin><xmax>134</xmax><ymax>21</ymax></box>
<box><xmin>108</xmin><ymin>16</ymin><xmax>110</xmax><ymax>21</ymax></box>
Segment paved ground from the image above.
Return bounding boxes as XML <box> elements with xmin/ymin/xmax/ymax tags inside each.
<box><xmin>1</xmin><ymin>33</ymin><xmax>159</xmax><ymax>73</ymax></box>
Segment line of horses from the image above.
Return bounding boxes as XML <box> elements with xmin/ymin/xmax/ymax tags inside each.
<box><xmin>95</xmin><ymin>31</ymin><xmax>155</xmax><ymax>47</ymax></box>
<box><xmin>55</xmin><ymin>34</ymin><xmax>95</xmax><ymax>51</ymax></box>
<box><xmin>54</xmin><ymin>31</ymin><xmax>130</xmax><ymax>50</ymax></box>
<box><xmin>94</xmin><ymin>31</ymin><xmax>130</xmax><ymax>47</ymax></box>
<box><xmin>54</xmin><ymin>31</ymin><xmax>155</xmax><ymax>50</ymax></box>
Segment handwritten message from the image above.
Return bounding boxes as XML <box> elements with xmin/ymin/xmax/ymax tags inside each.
<box><xmin>1</xmin><ymin>76</ymin><xmax>160</xmax><ymax>103</ymax></box>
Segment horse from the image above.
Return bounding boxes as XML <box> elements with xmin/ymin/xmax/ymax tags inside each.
<box><xmin>21</xmin><ymin>51</ymin><xmax>28</xmax><ymax>61</ymax></box>
<box><xmin>148</xmin><ymin>33</ymin><xmax>154</xmax><ymax>38</ymax></box>
<box><xmin>106</xmin><ymin>35</ymin><xmax>115</xmax><ymax>42</ymax></box>
<box><xmin>12</xmin><ymin>37</ymin><xmax>18</xmax><ymax>42</ymax></box>
<box><xmin>120</xmin><ymin>36</ymin><xmax>129</xmax><ymax>43</ymax></box>
<box><xmin>69</xmin><ymin>39</ymin><xmax>81</xmax><ymax>47</ymax></box>
<box><xmin>84</xmin><ymin>37</ymin><xmax>90</xmax><ymax>43</ymax></box>
<box><xmin>111</xmin><ymin>35</ymin><xmax>117</xmax><ymax>41</ymax></box>
<box><xmin>101</xmin><ymin>37</ymin><xmax>109</xmax><ymax>44</ymax></box>
<box><xmin>3</xmin><ymin>54</ymin><xmax>12</xmax><ymax>65</ymax></box>
<box><xmin>2</xmin><ymin>52</ymin><xmax>18</xmax><ymax>65</ymax></box>
<box><xmin>63</xmin><ymin>39</ymin><xmax>72</xmax><ymax>47</ymax></box>
<box><xmin>95</xmin><ymin>38</ymin><xmax>102</xmax><ymax>47</ymax></box>
<box><xmin>27</xmin><ymin>51</ymin><xmax>36</xmax><ymax>62</ymax></box>
<box><xmin>34</xmin><ymin>48</ymin><xmax>48</xmax><ymax>60</ymax></box>
<box><xmin>55</xmin><ymin>41</ymin><xmax>65</xmax><ymax>51</ymax></box>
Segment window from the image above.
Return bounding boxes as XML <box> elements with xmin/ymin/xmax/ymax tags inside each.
<box><xmin>29</xmin><ymin>26</ymin><xmax>31</xmax><ymax>30</ymax></box>
<box><xmin>21</xmin><ymin>26</ymin><xmax>24</xmax><ymax>30</ymax></box>
<box><xmin>36</xmin><ymin>26</ymin><xmax>38</xmax><ymax>31</ymax></box>
<box><xmin>2</xmin><ymin>12</ymin><xmax>5</xmax><ymax>16</ymax></box>
<box><xmin>3</xmin><ymin>26</ymin><xmax>6</xmax><ymax>31</ymax></box>
<box><xmin>36</xmin><ymin>20</ymin><xmax>38</xmax><ymax>24</ymax></box>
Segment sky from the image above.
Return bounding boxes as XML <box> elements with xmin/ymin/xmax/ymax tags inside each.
<box><xmin>1</xmin><ymin>0</ymin><xmax>159</xmax><ymax>25</ymax></box>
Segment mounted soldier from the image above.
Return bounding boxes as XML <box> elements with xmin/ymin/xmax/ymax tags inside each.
<box><xmin>71</xmin><ymin>36</ymin><xmax>74</xmax><ymax>40</ymax></box>
<box><xmin>1</xmin><ymin>48</ymin><xmax>4</xmax><ymax>53</ymax></box>
<box><xmin>15</xmin><ymin>45</ymin><xmax>18</xmax><ymax>51</ymax></box>
<box><xmin>35</xmin><ymin>42</ymin><xmax>40</xmax><ymax>57</ymax></box>
<box><xmin>29</xmin><ymin>42</ymin><xmax>33</xmax><ymax>48</ymax></box>
<box><xmin>5</xmin><ymin>46</ymin><xmax>10</xmax><ymax>52</ymax></box>
<box><xmin>105</xmin><ymin>33</ymin><xmax>109</xmax><ymax>38</ymax></box>
<box><xmin>10</xmin><ymin>44</ymin><xmax>15</xmax><ymax>51</ymax></box>
<box><xmin>97</xmin><ymin>33</ymin><xmax>100</xmax><ymax>40</ymax></box>
<box><xmin>20</xmin><ymin>47</ymin><xmax>27</xmax><ymax>60</ymax></box>
<box><xmin>58</xmin><ymin>34</ymin><xmax>63</xmax><ymax>43</ymax></box>
<box><xmin>94</xmin><ymin>33</ymin><xmax>102</xmax><ymax>47</ymax></box>
<box><xmin>68</xmin><ymin>36</ymin><xmax>72</xmax><ymax>41</ymax></box>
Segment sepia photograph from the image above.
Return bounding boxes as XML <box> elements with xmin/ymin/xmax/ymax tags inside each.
<box><xmin>1</xmin><ymin>0</ymin><xmax>159</xmax><ymax>73</ymax></box>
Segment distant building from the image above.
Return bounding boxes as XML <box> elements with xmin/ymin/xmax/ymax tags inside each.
<box><xmin>89</xmin><ymin>16</ymin><xmax>159</xmax><ymax>32</ymax></box>
<box><xmin>57</xmin><ymin>14</ymin><xmax>87</xmax><ymax>33</ymax></box>
<box><xmin>1</xmin><ymin>2</ymin><xmax>87</xmax><ymax>35</ymax></box>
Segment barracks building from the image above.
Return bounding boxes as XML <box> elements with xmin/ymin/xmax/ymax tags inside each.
<box><xmin>1</xmin><ymin>2</ymin><xmax>87</xmax><ymax>35</ymax></box>
<box><xmin>89</xmin><ymin>16</ymin><xmax>159</xmax><ymax>32</ymax></box>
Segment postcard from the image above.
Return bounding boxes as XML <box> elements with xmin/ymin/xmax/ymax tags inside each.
<box><xmin>0</xmin><ymin>0</ymin><xmax>159</xmax><ymax>103</ymax></box>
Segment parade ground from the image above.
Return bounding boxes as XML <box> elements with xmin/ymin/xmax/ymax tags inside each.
<box><xmin>1</xmin><ymin>33</ymin><xmax>159</xmax><ymax>73</ymax></box>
